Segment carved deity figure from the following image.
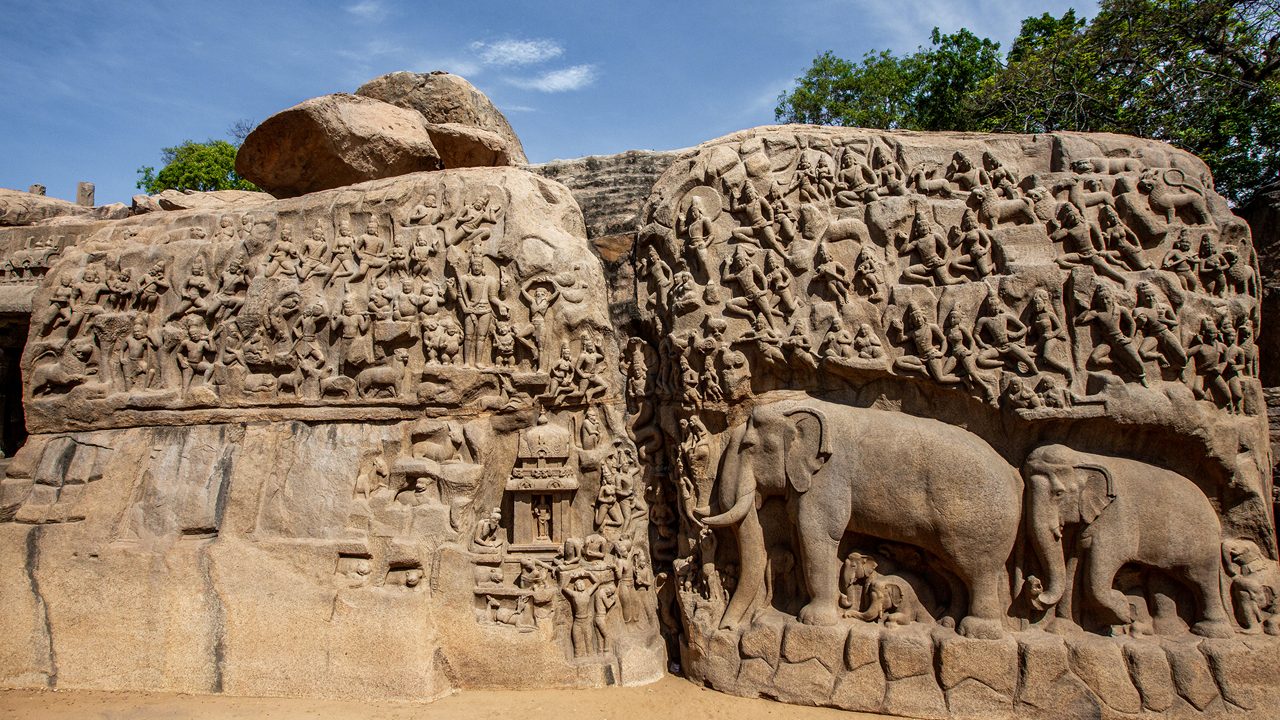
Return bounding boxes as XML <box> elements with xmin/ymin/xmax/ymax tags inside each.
<box><xmin>1161</xmin><ymin>229</ymin><xmax>1199</xmax><ymax>291</ymax></box>
<box><xmin>1051</xmin><ymin>203</ymin><xmax>1128</xmax><ymax>284</ymax></box>
<box><xmin>459</xmin><ymin>250</ymin><xmax>499</xmax><ymax>366</ymax></box>
<box><xmin>945</xmin><ymin>308</ymin><xmax>999</xmax><ymax>403</ymax></box>
<box><xmin>1027</xmin><ymin>288</ymin><xmax>1075</xmax><ymax>381</ymax></box>
<box><xmin>1075</xmin><ymin>284</ymin><xmax>1147</xmax><ymax>386</ymax></box>
<box><xmin>892</xmin><ymin>304</ymin><xmax>960</xmax><ymax>384</ymax></box>
<box><xmin>721</xmin><ymin>245</ymin><xmax>781</xmax><ymax>329</ymax></box>
<box><xmin>975</xmin><ymin>289</ymin><xmax>1036</xmax><ymax>374</ymax></box>
<box><xmin>1133</xmin><ymin>282</ymin><xmax>1187</xmax><ymax>369</ymax></box>
<box><xmin>898</xmin><ymin>208</ymin><xmax>959</xmax><ymax>286</ymax></box>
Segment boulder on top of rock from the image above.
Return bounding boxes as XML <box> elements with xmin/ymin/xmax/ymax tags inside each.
<box><xmin>0</xmin><ymin>189</ymin><xmax>127</xmax><ymax>226</ymax></box>
<box><xmin>130</xmin><ymin>188</ymin><xmax>275</xmax><ymax>214</ymax></box>
<box><xmin>235</xmin><ymin>93</ymin><xmax>441</xmax><ymax>198</ymax></box>
<box><xmin>357</xmin><ymin>71</ymin><xmax>528</xmax><ymax>165</ymax></box>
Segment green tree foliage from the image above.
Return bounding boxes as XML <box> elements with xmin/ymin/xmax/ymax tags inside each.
<box><xmin>775</xmin><ymin>1</ymin><xmax>1280</xmax><ymax>202</ymax></box>
<box><xmin>775</xmin><ymin>29</ymin><xmax>1001</xmax><ymax>132</ymax></box>
<box><xmin>135</xmin><ymin>138</ymin><xmax>258</xmax><ymax>195</ymax></box>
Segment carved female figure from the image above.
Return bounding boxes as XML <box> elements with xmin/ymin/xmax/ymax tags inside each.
<box><xmin>1028</xmin><ymin>288</ymin><xmax>1075</xmax><ymax>382</ymax></box>
<box><xmin>763</xmin><ymin>251</ymin><xmax>799</xmax><ymax>316</ymax></box>
<box><xmin>814</xmin><ymin>244</ymin><xmax>852</xmax><ymax>304</ymax></box>
<box><xmin>898</xmin><ymin>209</ymin><xmax>959</xmax><ymax>286</ymax></box>
<box><xmin>1197</xmin><ymin>233</ymin><xmax>1230</xmax><ymax>297</ymax></box>
<box><xmin>944</xmin><ymin>308</ymin><xmax>999</xmax><ymax>403</ymax></box>
<box><xmin>1161</xmin><ymin>229</ymin><xmax>1199</xmax><ymax>291</ymax></box>
<box><xmin>852</xmin><ymin>245</ymin><xmax>885</xmax><ymax>302</ymax></box>
<box><xmin>1098</xmin><ymin>206</ymin><xmax>1150</xmax><ymax>270</ymax></box>
<box><xmin>1051</xmin><ymin>204</ymin><xmax>1128</xmax><ymax>284</ymax></box>
<box><xmin>947</xmin><ymin>208</ymin><xmax>997</xmax><ymax>279</ymax></box>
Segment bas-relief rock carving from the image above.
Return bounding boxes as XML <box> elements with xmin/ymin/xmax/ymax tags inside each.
<box><xmin>2</xmin><ymin>111</ymin><xmax>1279</xmax><ymax>720</ymax></box>
<box><xmin>632</xmin><ymin>126</ymin><xmax>1279</xmax><ymax>718</ymax></box>
<box><xmin>0</xmin><ymin>166</ymin><xmax>663</xmax><ymax>698</ymax></box>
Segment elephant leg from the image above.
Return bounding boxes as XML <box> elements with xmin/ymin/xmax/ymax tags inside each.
<box><xmin>794</xmin><ymin>498</ymin><xmax>843</xmax><ymax>626</ymax></box>
<box><xmin>1184</xmin><ymin>563</ymin><xmax>1234</xmax><ymax>638</ymax></box>
<box><xmin>1083</xmin><ymin>549</ymin><xmax>1132</xmax><ymax>629</ymax></box>
<box><xmin>957</xmin><ymin>563</ymin><xmax>1007</xmax><ymax>639</ymax></box>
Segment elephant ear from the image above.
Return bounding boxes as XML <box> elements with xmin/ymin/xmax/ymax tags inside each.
<box><xmin>783</xmin><ymin>408</ymin><xmax>831</xmax><ymax>493</ymax></box>
<box><xmin>1078</xmin><ymin>463</ymin><xmax>1116</xmax><ymax>524</ymax></box>
<box><xmin>884</xmin><ymin>582</ymin><xmax>903</xmax><ymax>608</ymax></box>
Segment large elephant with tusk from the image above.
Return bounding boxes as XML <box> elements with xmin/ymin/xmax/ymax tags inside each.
<box><xmin>693</xmin><ymin>398</ymin><xmax>1022</xmax><ymax>639</ymax></box>
<box><xmin>1022</xmin><ymin>444</ymin><xmax>1234</xmax><ymax>637</ymax></box>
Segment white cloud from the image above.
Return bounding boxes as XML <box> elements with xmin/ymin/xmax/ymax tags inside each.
<box><xmin>503</xmin><ymin>105</ymin><xmax>537</xmax><ymax>113</ymax></box>
<box><xmin>471</xmin><ymin>38</ymin><xmax>563</xmax><ymax>67</ymax></box>
<box><xmin>345</xmin><ymin>0</ymin><xmax>385</xmax><ymax>20</ymax></box>
<box><xmin>507</xmin><ymin>65</ymin><xmax>597</xmax><ymax>93</ymax></box>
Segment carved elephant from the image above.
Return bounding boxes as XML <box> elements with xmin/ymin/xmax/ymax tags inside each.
<box><xmin>1023</xmin><ymin>444</ymin><xmax>1233</xmax><ymax>637</ymax></box>
<box><xmin>694</xmin><ymin>398</ymin><xmax>1021</xmax><ymax>639</ymax></box>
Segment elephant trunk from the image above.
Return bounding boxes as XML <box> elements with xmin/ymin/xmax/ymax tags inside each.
<box><xmin>1028</xmin><ymin>476</ymin><xmax>1066</xmax><ymax>610</ymax></box>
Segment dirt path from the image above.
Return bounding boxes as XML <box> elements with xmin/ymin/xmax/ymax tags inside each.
<box><xmin>0</xmin><ymin>676</ymin><xmax>884</xmax><ymax>720</ymax></box>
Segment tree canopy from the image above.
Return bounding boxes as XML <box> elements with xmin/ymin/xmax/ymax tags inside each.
<box><xmin>135</xmin><ymin>134</ymin><xmax>258</xmax><ymax>195</ymax></box>
<box><xmin>775</xmin><ymin>0</ymin><xmax>1280</xmax><ymax>203</ymax></box>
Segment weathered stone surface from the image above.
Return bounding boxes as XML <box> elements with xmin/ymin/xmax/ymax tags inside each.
<box><xmin>880</xmin><ymin>631</ymin><xmax>933</xmax><ymax>681</ymax></box>
<box><xmin>532</xmin><ymin>150</ymin><xmax>682</xmax><ymax>249</ymax></box>
<box><xmin>422</xmin><ymin>122</ymin><xmax>518</xmax><ymax>169</ymax></box>
<box><xmin>131</xmin><ymin>189</ymin><xmax>275</xmax><ymax>214</ymax></box>
<box><xmin>771</xmin><ymin>658</ymin><xmax>833</xmax><ymax>704</ymax></box>
<box><xmin>1163</xmin><ymin>639</ymin><xmax>1221</xmax><ymax>711</ymax></box>
<box><xmin>1124</xmin><ymin>639</ymin><xmax>1175</xmax><ymax>711</ymax></box>
<box><xmin>1016</xmin><ymin>633</ymin><xmax>1102</xmax><ymax>719</ymax></box>
<box><xmin>738</xmin><ymin>615</ymin><xmax>783</xmax><ymax>665</ymax></box>
<box><xmin>0</xmin><ymin>189</ymin><xmax>127</xmax><ymax>226</ymax></box>
<box><xmin>779</xmin><ymin>621</ymin><xmax>844</xmax><ymax>671</ymax></box>
<box><xmin>236</xmin><ymin>94</ymin><xmax>441</xmax><ymax>198</ymax></box>
<box><xmin>882</xmin><ymin>674</ymin><xmax>947</xmax><ymax>720</ymax></box>
<box><xmin>1069</xmin><ymin>636</ymin><xmax>1142</xmax><ymax>714</ymax></box>
<box><xmin>0</xmin><ymin>165</ymin><xmax>660</xmax><ymax>698</ymax></box>
<box><xmin>829</xmin><ymin>661</ymin><xmax>885</xmax><ymax>713</ymax></box>
<box><xmin>357</xmin><ymin>71</ymin><xmax>527</xmax><ymax>165</ymax></box>
<box><xmin>1237</xmin><ymin>181</ymin><xmax>1280</xmax><ymax>387</ymax></box>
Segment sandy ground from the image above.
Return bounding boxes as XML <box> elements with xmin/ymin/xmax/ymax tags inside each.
<box><xmin>0</xmin><ymin>676</ymin><xmax>884</xmax><ymax>720</ymax></box>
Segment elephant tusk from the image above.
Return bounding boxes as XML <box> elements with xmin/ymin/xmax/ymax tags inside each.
<box><xmin>1052</xmin><ymin>525</ymin><xmax>1063</xmax><ymax>541</ymax></box>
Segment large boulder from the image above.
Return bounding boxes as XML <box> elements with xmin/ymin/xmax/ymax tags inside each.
<box><xmin>235</xmin><ymin>93</ymin><xmax>441</xmax><ymax>198</ymax></box>
<box><xmin>357</xmin><ymin>71</ymin><xmax>528</xmax><ymax>165</ymax></box>
<box><xmin>0</xmin><ymin>189</ymin><xmax>127</xmax><ymax>226</ymax></box>
<box><xmin>131</xmin><ymin>188</ymin><xmax>275</xmax><ymax>214</ymax></box>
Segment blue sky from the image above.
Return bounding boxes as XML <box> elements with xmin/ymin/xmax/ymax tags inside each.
<box><xmin>1</xmin><ymin>0</ymin><xmax>1094</xmax><ymax>205</ymax></box>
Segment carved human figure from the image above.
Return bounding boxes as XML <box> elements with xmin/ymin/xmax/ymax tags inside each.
<box><xmin>948</xmin><ymin>209</ymin><xmax>998</xmax><ymax>279</ymax></box>
<box><xmin>763</xmin><ymin>251</ymin><xmax>799</xmax><ymax>317</ymax></box>
<box><xmin>1133</xmin><ymin>281</ymin><xmax>1187</xmax><ymax>369</ymax></box>
<box><xmin>975</xmin><ymin>289</ymin><xmax>1036</xmax><ymax>374</ymax></box>
<box><xmin>177</xmin><ymin>316</ymin><xmax>215</xmax><ymax>394</ymax></box>
<box><xmin>740</xmin><ymin>311</ymin><xmax>787</xmax><ymax>366</ymax></box>
<box><xmin>945</xmin><ymin>308</ymin><xmax>999</xmax><ymax>403</ymax></box>
<box><xmin>813</xmin><ymin>244</ymin><xmax>853</xmax><ymax>304</ymax></box>
<box><xmin>852</xmin><ymin>245</ymin><xmax>885</xmax><ymax>302</ymax></box>
<box><xmin>1027</xmin><ymin>288</ymin><xmax>1075</xmax><ymax>382</ymax></box>
<box><xmin>640</xmin><ymin>244</ymin><xmax>673</xmax><ymax>317</ymax></box>
<box><xmin>1188</xmin><ymin>317</ymin><xmax>1231</xmax><ymax>408</ymax></box>
<box><xmin>1075</xmin><ymin>284</ymin><xmax>1147</xmax><ymax>385</ymax></box>
<box><xmin>136</xmin><ymin>260</ymin><xmax>170</xmax><ymax>313</ymax></box>
<box><xmin>721</xmin><ymin>245</ymin><xmax>781</xmax><ymax>329</ymax></box>
<box><xmin>898</xmin><ymin>208</ymin><xmax>959</xmax><ymax>286</ymax></box>
<box><xmin>1049</xmin><ymin>204</ymin><xmax>1128</xmax><ymax>283</ymax></box>
<box><xmin>520</xmin><ymin>280</ymin><xmax>560</xmax><ymax>366</ymax></box>
<box><xmin>263</xmin><ymin>226</ymin><xmax>301</xmax><ymax>279</ymax></box>
<box><xmin>105</xmin><ymin>267</ymin><xmax>135</xmax><ymax>310</ymax></box>
<box><xmin>1197</xmin><ymin>233</ymin><xmax>1229</xmax><ymax>298</ymax></box>
<box><xmin>546</xmin><ymin>343</ymin><xmax>577</xmax><ymax>403</ymax></box>
<box><xmin>853</xmin><ymin>323</ymin><xmax>884</xmax><ymax>360</ymax></box>
<box><xmin>1161</xmin><ymin>229</ymin><xmax>1199</xmax><ymax>291</ymax></box>
<box><xmin>168</xmin><ymin>258</ymin><xmax>212</xmax><ymax>321</ymax></box>
<box><xmin>459</xmin><ymin>250</ymin><xmax>499</xmax><ymax>366</ymax></box>
<box><xmin>117</xmin><ymin>316</ymin><xmax>157</xmax><ymax>391</ymax></box>
<box><xmin>330</xmin><ymin>297</ymin><xmax>370</xmax><ymax>374</ymax></box>
<box><xmin>892</xmin><ymin>304</ymin><xmax>960</xmax><ymax>383</ymax></box>
<box><xmin>1220</xmin><ymin>321</ymin><xmax>1247</xmax><ymax>414</ymax></box>
<box><xmin>834</xmin><ymin>147</ymin><xmax>879</xmax><ymax>205</ymax></box>
<box><xmin>453</xmin><ymin>192</ymin><xmax>500</xmax><ymax>247</ymax></box>
<box><xmin>213</xmin><ymin>215</ymin><xmax>237</xmax><ymax>242</ymax></box>
<box><xmin>563</xmin><ymin>572</ymin><xmax>600</xmax><ymax>656</ymax></box>
<box><xmin>680</xmin><ymin>195</ymin><xmax>714</xmax><ymax>276</ymax></box>
<box><xmin>821</xmin><ymin>316</ymin><xmax>855</xmax><ymax>360</ymax></box>
<box><xmin>574</xmin><ymin>333</ymin><xmax>610</xmax><ymax>403</ymax></box>
<box><xmin>472</xmin><ymin>507</ymin><xmax>505</xmax><ymax>550</ymax></box>
<box><xmin>1098</xmin><ymin>205</ymin><xmax>1150</xmax><ymax>270</ymax></box>
<box><xmin>328</xmin><ymin>219</ymin><xmax>359</xmax><ymax>283</ymax></box>
<box><xmin>595</xmin><ymin>474</ymin><xmax>624</xmax><ymax>530</ymax></box>
<box><xmin>783</xmin><ymin>316</ymin><xmax>819</xmax><ymax>370</ymax></box>
<box><xmin>729</xmin><ymin>182</ymin><xmax>782</xmax><ymax>255</ymax></box>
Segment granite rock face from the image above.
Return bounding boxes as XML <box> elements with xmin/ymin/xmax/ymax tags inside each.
<box><xmin>1</xmin><ymin>114</ymin><xmax>1278</xmax><ymax>720</ymax></box>
<box><xmin>357</xmin><ymin>71</ymin><xmax>528</xmax><ymax>166</ymax></box>
<box><xmin>0</xmin><ymin>189</ymin><xmax>128</xmax><ymax>226</ymax></box>
<box><xmin>0</xmin><ymin>166</ymin><xmax>662</xmax><ymax>698</ymax></box>
<box><xmin>131</xmin><ymin>189</ymin><xmax>275</xmax><ymax>215</ymax></box>
<box><xmin>236</xmin><ymin>94</ymin><xmax>443</xmax><ymax>198</ymax></box>
<box><xmin>632</xmin><ymin>125</ymin><xmax>1278</xmax><ymax>718</ymax></box>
